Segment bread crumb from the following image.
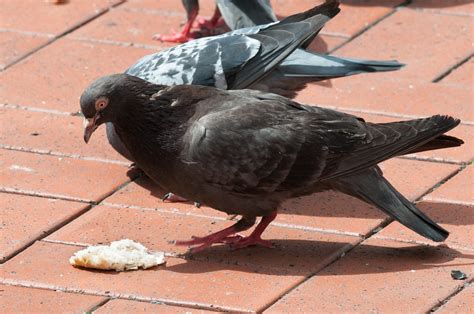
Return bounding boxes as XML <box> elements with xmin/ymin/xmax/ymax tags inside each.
<box><xmin>69</xmin><ymin>239</ymin><xmax>165</xmax><ymax>271</ymax></box>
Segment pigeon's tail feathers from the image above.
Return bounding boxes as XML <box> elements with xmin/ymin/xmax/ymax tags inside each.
<box><xmin>229</xmin><ymin>2</ymin><xmax>340</xmax><ymax>89</ymax></box>
<box><xmin>380</xmin><ymin>115</ymin><xmax>462</xmax><ymax>157</ymax></box>
<box><xmin>279</xmin><ymin>0</ymin><xmax>340</xmax><ymax>25</ymax></box>
<box><xmin>322</xmin><ymin>115</ymin><xmax>461</xmax><ymax>181</ymax></box>
<box><xmin>337</xmin><ymin>170</ymin><xmax>449</xmax><ymax>242</ymax></box>
<box><xmin>404</xmin><ymin>134</ymin><xmax>464</xmax><ymax>155</ymax></box>
<box><xmin>279</xmin><ymin>52</ymin><xmax>404</xmax><ymax>79</ymax></box>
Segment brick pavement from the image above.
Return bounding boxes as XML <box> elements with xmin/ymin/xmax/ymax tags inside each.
<box><xmin>1</xmin><ymin>0</ymin><xmax>473</xmax><ymax>312</ymax></box>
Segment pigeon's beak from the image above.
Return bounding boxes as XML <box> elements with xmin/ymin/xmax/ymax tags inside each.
<box><xmin>83</xmin><ymin>112</ymin><xmax>100</xmax><ymax>143</ymax></box>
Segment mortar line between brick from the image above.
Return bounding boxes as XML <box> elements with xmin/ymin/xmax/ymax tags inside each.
<box><xmin>430</xmin><ymin>280</ymin><xmax>473</xmax><ymax>313</ymax></box>
<box><xmin>0</xmin><ymin>179</ymin><xmax>134</xmax><ymax>264</ymax></box>
<box><xmin>1</xmin><ymin>0</ymin><xmax>127</xmax><ymax>72</ymax></box>
<box><xmin>330</xmin><ymin>1</ymin><xmax>411</xmax><ymax>53</ymax></box>
<box><xmin>433</xmin><ymin>53</ymin><xmax>473</xmax><ymax>83</ymax></box>
<box><xmin>0</xmin><ymin>145</ymin><xmax>130</xmax><ymax>166</ymax></box>
<box><xmin>0</xmin><ymin>279</ymin><xmax>249</xmax><ymax>313</ymax></box>
<box><xmin>84</xmin><ymin>297</ymin><xmax>112</xmax><ymax>313</ymax></box>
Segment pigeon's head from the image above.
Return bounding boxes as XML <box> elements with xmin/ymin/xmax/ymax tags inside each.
<box><xmin>80</xmin><ymin>74</ymin><xmax>144</xmax><ymax>143</ymax></box>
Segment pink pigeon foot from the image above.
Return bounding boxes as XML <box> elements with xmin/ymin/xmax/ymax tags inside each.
<box><xmin>153</xmin><ymin>30</ymin><xmax>196</xmax><ymax>43</ymax></box>
<box><xmin>175</xmin><ymin>216</ymin><xmax>256</xmax><ymax>253</ymax></box>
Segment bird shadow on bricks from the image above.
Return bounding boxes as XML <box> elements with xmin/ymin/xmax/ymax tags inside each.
<box><xmin>129</xmin><ymin>172</ymin><xmax>473</xmax><ymax>227</ymax></box>
<box><xmin>165</xmin><ymin>242</ymin><xmax>474</xmax><ymax>276</ymax></box>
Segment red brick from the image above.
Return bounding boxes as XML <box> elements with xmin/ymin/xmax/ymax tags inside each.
<box><xmin>441</xmin><ymin>57</ymin><xmax>474</xmax><ymax>87</ymax></box>
<box><xmin>48</xmin><ymin>205</ymin><xmax>358</xmax><ymax>275</ymax></box>
<box><xmin>123</xmin><ymin>0</ymin><xmax>216</xmax><ymax>16</ymax></box>
<box><xmin>272</xmin><ymin>0</ymin><xmax>403</xmax><ymax>37</ymax></box>
<box><xmin>376</xmin><ymin>201</ymin><xmax>473</xmax><ymax>251</ymax></box>
<box><xmin>0</xmin><ymin>106</ymin><xmax>127</xmax><ymax>164</ymax></box>
<box><xmin>334</xmin><ymin>8</ymin><xmax>473</xmax><ymax>81</ymax></box>
<box><xmin>96</xmin><ymin>299</ymin><xmax>214</xmax><ymax>313</ymax></box>
<box><xmin>423</xmin><ymin>165</ymin><xmax>474</xmax><ymax>205</ymax></box>
<box><xmin>0</xmin><ymin>193</ymin><xmax>89</xmax><ymax>262</ymax></box>
<box><xmin>0</xmin><ymin>31</ymin><xmax>50</xmax><ymax>70</ymax></box>
<box><xmin>0</xmin><ymin>0</ymin><xmax>120</xmax><ymax>35</ymax></box>
<box><xmin>306</xmin><ymin>35</ymin><xmax>346</xmax><ymax>54</ymax></box>
<box><xmin>2</xmin><ymin>241</ymin><xmax>312</xmax><ymax>312</ymax></box>
<box><xmin>0</xmin><ymin>284</ymin><xmax>106</xmax><ymax>313</ymax></box>
<box><xmin>0</xmin><ymin>38</ymin><xmax>154</xmax><ymax>113</ymax></box>
<box><xmin>296</xmin><ymin>79</ymin><xmax>474</xmax><ymax>123</ymax></box>
<box><xmin>410</xmin><ymin>0</ymin><xmax>474</xmax><ymax>16</ymax></box>
<box><xmin>266</xmin><ymin>238</ymin><xmax>473</xmax><ymax>313</ymax></box>
<box><xmin>0</xmin><ymin>149</ymin><xmax>129</xmax><ymax>203</ymax></box>
<box><xmin>437</xmin><ymin>285</ymin><xmax>474</xmax><ymax>313</ymax></box>
<box><xmin>69</xmin><ymin>7</ymin><xmax>181</xmax><ymax>48</ymax></box>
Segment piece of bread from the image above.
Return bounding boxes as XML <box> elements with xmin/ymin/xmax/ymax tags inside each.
<box><xmin>69</xmin><ymin>239</ymin><xmax>165</xmax><ymax>271</ymax></box>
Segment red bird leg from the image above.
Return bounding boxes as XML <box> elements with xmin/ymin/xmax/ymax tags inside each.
<box><xmin>226</xmin><ymin>212</ymin><xmax>277</xmax><ymax>249</ymax></box>
<box><xmin>194</xmin><ymin>6</ymin><xmax>223</xmax><ymax>30</ymax></box>
<box><xmin>175</xmin><ymin>216</ymin><xmax>256</xmax><ymax>253</ymax></box>
<box><xmin>153</xmin><ymin>6</ymin><xmax>198</xmax><ymax>43</ymax></box>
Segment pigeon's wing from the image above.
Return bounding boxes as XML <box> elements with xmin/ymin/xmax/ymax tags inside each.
<box><xmin>179</xmin><ymin>90</ymin><xmax>363</xmax><ymax>194</ymax></box>
<box><xmin>216</xmin><ymin>0</ymin><xmax>277</xmax><ymax>30</ymax></box>
<box><xmin>180</xmin><ymin>90</ymin><xmax>460</xmax><ymax>194</ymax></box>
<box><xmin>126</xmin><ymin>35</ymin><xmax>260</xmax><ymax>89</ymax></box>
<box><xmin>228</xmin><ymin>1</ymin><xmax>340</xmax><ymax>89</ymax></box>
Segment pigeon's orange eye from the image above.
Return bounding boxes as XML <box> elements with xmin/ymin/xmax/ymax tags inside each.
<box><xmin>95</xmin><ymin>97</ymin><xmax>108</xmax><ymax>111</ymax></box>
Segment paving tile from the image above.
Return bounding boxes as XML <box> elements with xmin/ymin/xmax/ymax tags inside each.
<box><xmin>0</xmin><ymin>38</ymin><xmax>154</xmax><ymax>113</ymax></box>
<box><xmin>437</xmin><ymin>284</ymin><xmax>474</xmax><ymax>313</ymax></box>
<box><xmin>266</xmin><ymin>238</ymin><xmax>473</xmax><ymax>313</ymax></box>
<box><xmin>48</xmin><ymin>205</ymin><xmax>358</xmax><ymax>276</ymax></box>
<box><xmin>96</xmin><ymin>299</ymin><xmax>213</xmax><ymax>313</ymax></box>
<box><xmin>0</xmin><ymin>31</ymin><xmax>51</xmax><ymax>70</ymax></box>
<box><xmin>306</xmin><ymin>35</ymin><xmax>346</xmax><ymax>54</ymax></box>
<box><xmin>0</xmin><ymin>149</ymin><xmax>129</xmax><ymax>202</ymax></box>
<box><xmin>69</xmin><ymin>7</ymin><xmax>181</xmax><ymax>48</ymax></box>
<box><xmin>296</xmin><ymin>78</ymin><xmax>474</xmax><ymax>123</ymax></box>
<box><xmin>278</xmin><ymin>158</ymin><xmax>459</xmax><ymax>236</ymax></box>
<box><xmin>124</xmin><ymin>0</ymin><xmax>216</xmax><ymax>16</ymax></box>
<box><xmin>0</xmin><ymin>284</ymin><xmax>106</xmax><ymax>313</ymax></box>
<box><xmin>352</xmin><ymin>112</ymin><xmax>473</xmax><ymax>164</ymax></box>
<box><xmin>424</xmin><ymin>165</ymin><xmax>474</xmax><ymax>205</ymax></box>
<box><xmin>441</xmin><ymin>57</ymin><xmax>474</xmax><ymax>87</ymax></box>
<box><xmin>411</xmin><ymin>0</ymin><xmax>474</xmax><ymax>16</ymax></box>
<box><xmin>377</xmin><ymin>201</ymin><xmax>474</xmax><ymax>251</ymax></box>
<box><xmin>0</xmin><ymin>0</ymin><xmax>120</xmax><ymax>35</ymax></box>
<box><xmin>334</xmin><ymin>8</ymin><xmax>474</xmax><ymax>82</ymax></box>
<box><xmin>272</xmin><ymin>0</ymin><xmax>403</xmax><ymax>37</ymax></box>
<box><xmin>0</xmin><ymin>106</ymin><xmax>127</xmax><ymax>163</ymax></box>
<box><xmin>0</xmin><ymin>193</ymin><xmax>89</xmax><ymax>262</ymax></box>
<box><xmin>2</xmin><ymin>241</ymin><xmax>319</xmax><ymax>312</ymax></box>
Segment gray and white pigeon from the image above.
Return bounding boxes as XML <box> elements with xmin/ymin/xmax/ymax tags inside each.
<box><xmin>81</xmin><ymin>73</ymin><xmax>463</xmax><ymax>253</ymax></box>
<box><xmin>111</xmin><ymin>1</ymin><xmax>403</xmax><ymax>163</ymax></box>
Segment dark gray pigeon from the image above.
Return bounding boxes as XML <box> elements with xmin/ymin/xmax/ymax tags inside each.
<box><xmin>113</xmin><ymin>1</ymin><xmax>403</xmax><ymax>163</ymax></box>
<box><xmin>81</xmin><ymin>73</ymin><xmax>463</xmax><ymax>253</ymax></box>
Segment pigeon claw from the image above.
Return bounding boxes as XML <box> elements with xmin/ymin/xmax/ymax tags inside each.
<box><xmin>161</xmin><ymin>192</ymin><xmax>188</xmax><ymax>203</ymax></box>
<box><xmin>229</xmin><ymin>236</ymin><xmax>274</xmax><ymax>250</ymax></box>
<box><xmin>153</xmin><ymin>31</ymin><xmax>196</xmax><ymax>43</ymax></box>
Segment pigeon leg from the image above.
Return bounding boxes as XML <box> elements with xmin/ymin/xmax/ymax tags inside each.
<box><xmin>175</xmin><ymin>216</ymin><xmax>256</xmax><ymax>253</ymax></box>
<box><xmin>193</xmin><ymin>5</ymin><xmax>223</xmax><ymax>30</ymax></box>
<box><xmin>227</xmin><ymin>212</ymin><xmax>277</xmax><ymax>249</ymax></box>
<box><xmin>153</xmin><ymin>5</ymin><xmax>198</xmax><ymax>43</ymax></box>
